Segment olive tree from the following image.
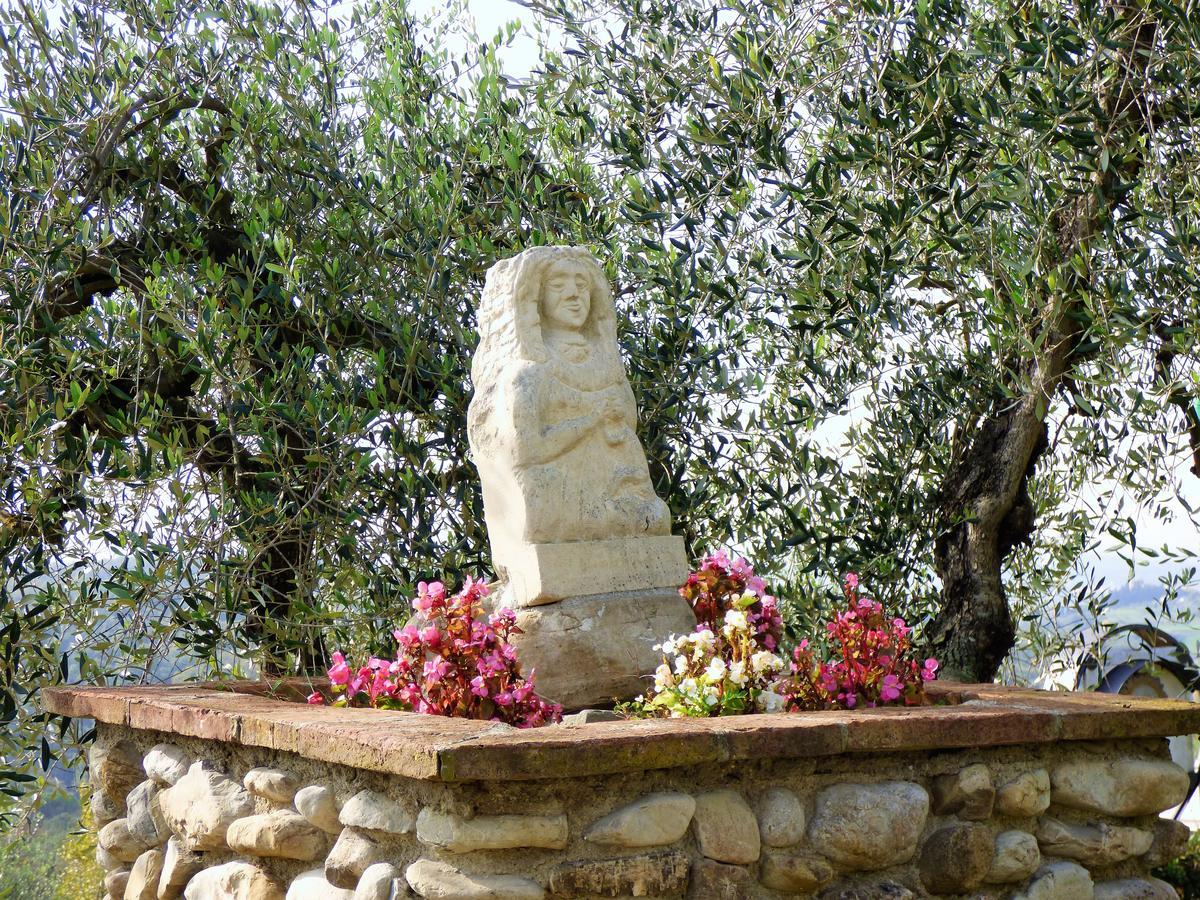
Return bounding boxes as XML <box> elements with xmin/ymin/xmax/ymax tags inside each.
<box><xmin>522</xmin><ymin>0</ymin><xmax>1200</xmax><ymax>678</ymax></box>
<box><xmin>1</xmin><ymin>0</ymin><xmax>1198</xmax><ymax>818</ymax></box>
<box><xmin>0</xmin><ymin>0</ymin><xmax>765</xmax><ymax>810</ymax></box>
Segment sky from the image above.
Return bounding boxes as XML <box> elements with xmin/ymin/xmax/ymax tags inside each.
<box><xmin>408</xmin><ymin>0</ymin><xmax>549</xmax><ymax>76</ymax></box>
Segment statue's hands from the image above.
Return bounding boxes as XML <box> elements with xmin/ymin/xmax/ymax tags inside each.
<box><xmin>599</xmin><ymin>395</ymin><xmax>628</xmax><ymax>445</ymax></box>
<box><xmin>600</xmin><ymin>395</ymin><xmax>626</xmax><ymax>426</ymax></box>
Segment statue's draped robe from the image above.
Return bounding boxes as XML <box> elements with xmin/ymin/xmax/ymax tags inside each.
<box><xmin>474</xmin><ymin>349</ymin><xmax>670</xmax><ymax>559</ymax></box>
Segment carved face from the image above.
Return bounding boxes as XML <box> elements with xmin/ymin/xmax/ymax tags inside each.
<box><xmin>541</xmin><ymin>259</ymin><xmax>592</xmax><ymax>330</ymax></box>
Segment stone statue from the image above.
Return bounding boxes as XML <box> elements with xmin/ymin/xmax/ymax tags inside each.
<box><xmin>467</xmin><ymin>246</ymin><xmax>688</xmax><ymax>608</ymax></box>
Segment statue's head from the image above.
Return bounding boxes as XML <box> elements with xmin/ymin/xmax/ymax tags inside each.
<box><xmin>472</xmin><ymin>247</ymin><xmax>618</xmax><ymax>381</ymax></box>
<box><xmin>540</xmin><ymin>255</ymin><xmax>593</xmax><ymax>332</ymax></box>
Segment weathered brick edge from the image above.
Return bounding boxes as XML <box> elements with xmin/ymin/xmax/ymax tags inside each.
<box><xmin>42</xmin><ymin>680</ymin><xmax>1200</xmax><ymax>783</ymax></box>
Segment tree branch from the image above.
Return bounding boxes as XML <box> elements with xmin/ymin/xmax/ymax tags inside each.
<box><xmin>1154</xmin><ymin>323</ymin><xmax>1200</xmax><ymax>479</ymax></box>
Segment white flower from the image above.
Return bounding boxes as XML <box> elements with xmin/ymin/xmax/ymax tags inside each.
<box><xmin>724</xmin><ymin>609</ymin><xmax>748</xmax><ymax>630</ymax></box>
<box><xmin>757</xmin><ymin>689</ymin><xmax>786</xmax><ymax>713</ymax></box>
<box><xmin>703</xmin><ymin>684</ymin><xmax>720</xmax><ymax>704</ymax></box>
<box><xmin>680</xmin><ymin>677</ymin><xmax>698</xmax><ymax>695</ymax></box>
<box><xmin>751</xmin><ymin>650</ymin><xmax>784</xmax><ymax>674</ymax></box>
<box><xmin>654</xmin><ymin>664</ymin><xmax>674</xmax><ymax>690</ymax></box>
<box><xmin>694</xmin><ymin>628</ymin><xmax>716</xmax><ymax>649</ymax></box>
<box><xmin>655</xmin><ymin>636</ymin><xmax>678</xmax><ymax>656</ymax></box>
<box><xmin>674</xmin><ymin>655</ymin><xmax>689</xmax><ymax>675</ymax></box>
<box><xmin>728</xmin><ymin>660</ymin><xmax>748</xmax><ymax>686</ymax></box>
<box><xmin>705</xmin><ymin>657</ymin><xmax>728</xmax><ymax>681</ymax></box>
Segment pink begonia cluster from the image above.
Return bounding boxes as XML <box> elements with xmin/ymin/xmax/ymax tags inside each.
<box><xmin>680</xmin><ymin>549</ymin><xmax>783</xmax><ymax>650</ymax></box>
<box><xmin>783</xmin><ymin>572</ymin><xmax>938</xmax><ymax>711</ymax></box>
<box><xmin>308</xmin><ymin>576</ymin><xmax>561</xmax><ymax>728</ymax></box>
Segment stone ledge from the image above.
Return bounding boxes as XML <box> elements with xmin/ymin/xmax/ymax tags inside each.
<box><xmin>42</xmin><ymin>680</ymin><xmax>1200</xmax><ymax>783</ymax></box>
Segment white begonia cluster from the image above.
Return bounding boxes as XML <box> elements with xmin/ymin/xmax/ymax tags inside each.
<box><xmin>648</xmin><ymin>613</ymin><xmax>788</xmax><ymax>717</ymax></box>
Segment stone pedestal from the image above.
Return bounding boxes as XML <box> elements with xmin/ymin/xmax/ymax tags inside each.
<box><xmin>44</xmin><ymin>682</ymin><xmax>1200</xmax><ymax>900</ymax></box>
<box><xmin>495</xmin><ymin>587</ymin><xmax>696</xmax><ymax>710</ymax></box>
<box><xmin>497</xmin><ymin>535</ymin><xmax>688</xmax><ymax>607</ymax></box>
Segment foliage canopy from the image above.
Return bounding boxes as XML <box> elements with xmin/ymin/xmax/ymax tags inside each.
<box><xmin>1</xmin><ymin>0</ymin><xmax>1197</xmax><ymax>815</ymax></box>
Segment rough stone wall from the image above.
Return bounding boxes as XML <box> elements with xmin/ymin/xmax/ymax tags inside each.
<box><xmin>88</xmin><ymin>723</ymin><xmax>1192</xmax><ymax>900</ymax></box>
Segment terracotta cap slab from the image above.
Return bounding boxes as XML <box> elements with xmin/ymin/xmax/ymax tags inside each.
<box><xmin>42</xmin><ymin>681</ymin><xmax>1200</xmax><ymax>783</ymax></box>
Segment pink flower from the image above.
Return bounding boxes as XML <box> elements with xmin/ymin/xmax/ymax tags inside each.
<box><xmin>880</xmin><ymin>674</ymin><xmax>901</xmax><ymax>702</ymax></box>
<box><xmin>306</xmin><ymin>691</ymin><xmax>323</xmax><ymax>705</ymax></box>
<box><xmin>459</xmin><ymin>574</ymin><xmax>489</xmax><ymax>597</ymax></box>
<box><xmin>398</xmin><ymin>683</ymin><xmax>422</xmax><ymax>705</ymax></box>
<box><xmin>419</xmin><ymin>580</ymin><xmax>445</xmax><ymax>602</ymax></box>
<box><xmin>423</xmin><ymin>658</ymin><xmax>451</xmax><ymax>683</ymax></box>
<box><xmin>327</xmin><ymin>651</ymin><xmax>351</xmax><ymax>687</ymax></box>
<box><xmin>780</xmin><ymin>574</ymin><xmax>934</xmax><ymax>712</ymax></box>
<box><xmin>320</xmin><ymin>574</ymin><xmax>560</xmax><ymax>727</ymax></box>
<box><xmin>366</xmin><ymin>666</ymin><xmax>391</xmax><ymax>703</ymax></box>
<box><xmin>489</xmin><ymin>607</ymin><xmax>516</xmax><ymax>628</ymax></box>
<box><xmin>844</xmin><ymin>572</ymin><xmax>859</xmax><ymax>591</ymax></box>
<box><xmin>705</xmin><ymin>549</ymin><xmax>731</xmax><ymax>570</ymax></box>
<box><xmin>478</xmin><ymin>650</ymin><xmax>506</xmax><ymax>676</ymax></box>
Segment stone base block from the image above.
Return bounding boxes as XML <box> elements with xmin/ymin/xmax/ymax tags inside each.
<box><xmin>498</xmin><ymin>588</ymin><xmax>696</xmax><ymax>710</ymax></box>
<box><xmin>496</xmin><ymin>535</ymin><xmax>687</xmax><ymax>607</ymax></box>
